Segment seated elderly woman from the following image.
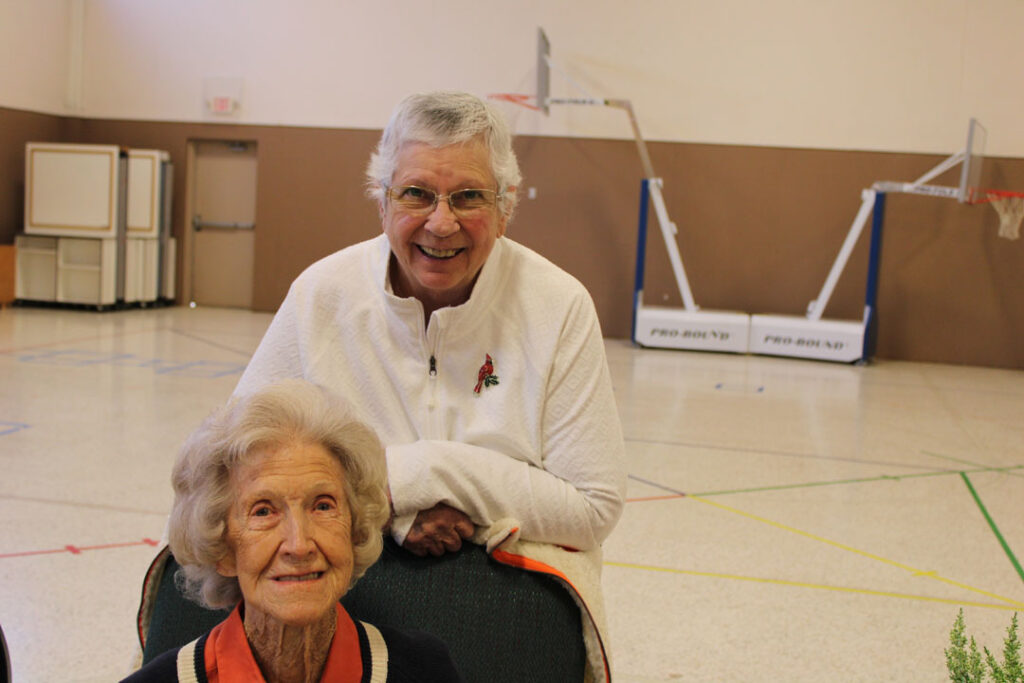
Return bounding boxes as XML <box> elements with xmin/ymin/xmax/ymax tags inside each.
<box><xmin>122</xmin><ymin>380</ymin><xmax>460</xmax><ymax>682</ymax></box>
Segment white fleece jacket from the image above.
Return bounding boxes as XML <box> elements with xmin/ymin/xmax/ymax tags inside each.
<box><xmin>234</xmin><ymin>234</ymin><xmax>626</xmax><ymax>550</ymax></box>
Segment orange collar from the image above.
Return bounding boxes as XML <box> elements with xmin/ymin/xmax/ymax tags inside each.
<box><xmin>204</xmin><ymin>603</ymin><xmax>364</xmax><ymax>683</ymax></box>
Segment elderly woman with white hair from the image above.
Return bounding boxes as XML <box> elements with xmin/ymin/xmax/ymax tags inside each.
<box><xmin>236</xmin><ymin>90</ymin><xmax>625</xmax><ymax>555</ymax></box>
<box><xmin>122</xmin><ymin>380</ymin><xmax>461</xmax><ymax>682</ymax></box>
<box><xmin>234</xmin><ymin>91</ymin><xmax>627</xmax><ymax>680</ymax></box>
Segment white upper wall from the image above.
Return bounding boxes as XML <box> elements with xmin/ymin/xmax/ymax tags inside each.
<box><xmin>5</xmin><ymin>0</ymin><xmax>1023</xmax><ymax>156</ymax></box>
<box><xmin>0</xmin><ymin>1</ymin><xmax>70</xmax><ymax>114</ymax></box>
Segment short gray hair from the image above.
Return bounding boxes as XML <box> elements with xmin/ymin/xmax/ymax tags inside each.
<box><xmin>168</xmin><ymin>380</ymin><xmax>390</xmax><ymax>610</ymax></box>
<box><xmin>366</xmin><ymin>91</ymin><xmax>523</xmax><ymax>220</ymax></box>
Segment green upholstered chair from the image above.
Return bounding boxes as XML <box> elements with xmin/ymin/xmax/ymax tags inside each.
<box><xmin>137</xmin><ymin>538</ymin><xmax>586</xmax><ymax>682</ymax></box>
<box><xmin>0</xmin><ymin>621</ymin><xmax>11</xmax><ymax>683</ymax></box>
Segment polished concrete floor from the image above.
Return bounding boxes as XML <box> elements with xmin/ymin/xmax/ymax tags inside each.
<box><xmin>0</xmin><ymin>305</ymin><xmax>1021</xmax><ymax>682</ymax></box>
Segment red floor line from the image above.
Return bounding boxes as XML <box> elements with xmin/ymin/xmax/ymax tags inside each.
<box><xmin>0</xmin><ymin>547</ymin><xmax>69</xmax><ymax>559</ymax></box>
<box><xmin>0</xmin><ymin>537</ymin><xmax>160</xmax><ymax>560</ymax></box>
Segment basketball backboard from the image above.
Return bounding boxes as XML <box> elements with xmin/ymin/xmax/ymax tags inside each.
<box><xmin>959</xmin><ymin>118</ymin><xmax>986</xmax><ymax>203</ymax></box>
<box><xmin>536</xmin><ymin>28</ymin><xmax>550</xmax><ymax>115</ymax></box>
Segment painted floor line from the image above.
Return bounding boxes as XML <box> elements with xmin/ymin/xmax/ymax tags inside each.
<box><xmin>0</xmin><ymin>538</ymin><xmax>159</xmax><ymax>560</ymax></box>
<box><xmin>627</xmin><ymin>494</ymin><xmax>686</xmax><ymax>503</ymax></box>
<box><xmin>625</xmin><ymin>465</ymin><xmax>1024</xmax><ymax>503</ymax></box>
<box><xmin>857</xmin><ymin>377</ymin><xmax>1024</xmax><ymax>400</ymax></box>
<box><xmin>0</xmin><ymin>326</ymin><xmax>161</xmax><ymax>355</ymax></box>
<box><xmin>921</xmin><ymin>450</ymin><xmax>988</xmax><ymax>468</ymax></box>
<box><xmin>688</xmin><ymin>494</ymin><xmax>1024</xmax><ymax>609</ymax></box>
<box><xmin>0</xmin><ymin>492</ymin><xmax>168</xmax><ymax>516</ymax></box>
<box><xmin>626</xmin><ymin>436</ymin><xmax>958</xmax><ymax>473</ymax></box>
<box><xmin>628</xmin><ymin>474</ymin><xmax>686</xmax><ymax>497</ymax></box>
<box><xmin>921</xmin><ymin>454</ymin><xmax>1024</xmax><ymax>481</ymax></box>
<box><xmin>0</xmin><ymin>422</ymin><xmax>31</xmax><ymax>436</ymax></box>
<box><xmin>603</xmin><ymin>560</ymin><xmax>1022</xmax><ymax>612</ymax></box>
<box><xmin>961</xmin><ymin>472</ymin><xmax>1024</xmax><ymax>585</ymax></box>
<box><xmin>11</xmin><ymin>349</ymin><xmax>246</xmax><ymax>377</ymax></box>
<box><xmin>692</xmin><ymin>464</ymin><xmax>1024</xmax><ymax>497</ymax></box>
<box><xmin>168</xmin><ymin>328</ymin><xmax>256</xmax><ymax>358</ymax></box>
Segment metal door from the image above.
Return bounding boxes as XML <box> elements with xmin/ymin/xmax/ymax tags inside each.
<box><xmin>188</xmin><ymin>140</ymin><xmax>257</xmax><ymax>308</ymax></box>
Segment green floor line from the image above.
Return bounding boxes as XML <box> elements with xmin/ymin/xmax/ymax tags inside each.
<box><xmin>960</xmin><ymin>472</ymin><xmax>1024</xmax><ymax>585</ymax></box>
<box><xmin>693</xmin><ymin>464</ymin><xmax>1024</xmax><ymax>498</ymax></box>
<box><xmin>922</xmin><ymin>451</ymin><xmax>1024</xmax><ymax>479</ymax></box>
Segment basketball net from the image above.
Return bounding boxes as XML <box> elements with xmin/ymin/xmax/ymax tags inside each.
<box><xmin>987</xmin><ymin>193</ymin><xmax>1024</xmax><ymax>240</ymax></box>
<box><xmin>488</xmin><ymin>93</ymin><xmax>541</xmax><ymax>135</ymax></box>
<box><xmin>488</xmin><ymin>93</ymin><xmax>541</xmax><ymax>111</ymax></box>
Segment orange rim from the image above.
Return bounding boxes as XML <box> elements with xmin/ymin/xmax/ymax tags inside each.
<box><xmin>488</xmin><ymin>93</ymin><xmax>542</xmax><ymax>111</ymax></box>
<box><xmin>968</xmin><ymin>188</ymin><xmax>1024</xmax><ymax>204</ymax></box>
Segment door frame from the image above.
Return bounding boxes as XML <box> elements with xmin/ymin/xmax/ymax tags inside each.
<box><xmin>181</xmin><ymin>140</ymin><xmax>198</xmax><ymax>305</ymax></box>
<box><xmin>180</xmin><ymin>138</ymin><xmax>258</xmax><ymax>307</ymax></box>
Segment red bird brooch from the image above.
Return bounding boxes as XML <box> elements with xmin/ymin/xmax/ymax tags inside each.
<box><xmin>474</xmin><ymin>354</ymin><xmax>499</xmax><ymax>394</ymax></box>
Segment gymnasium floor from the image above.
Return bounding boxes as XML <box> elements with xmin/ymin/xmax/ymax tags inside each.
<box><xmin>1</xmin><ymin>305</ymin><xmax>1021</xmax><ymax>682</ymax></box>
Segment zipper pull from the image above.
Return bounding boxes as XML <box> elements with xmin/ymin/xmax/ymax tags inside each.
<box><xmin>429</xmin><ymin>355</ymin><xmax>437</xmax><ymax>377</ymax></box>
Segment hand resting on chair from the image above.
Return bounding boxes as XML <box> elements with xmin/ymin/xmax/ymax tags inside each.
<box><xmin>403</xmin><ymin>503</ymin><xmax>475</xmax><ymax>557</ymax></box>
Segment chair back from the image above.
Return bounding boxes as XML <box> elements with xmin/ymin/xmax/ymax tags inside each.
<box><xmin>139</xmin><ymin>539</ymin><xmax>586</xmax><ymax>682</ymax></box>
<box><xmin>0</xmin><ymin>621</ymin><xmax>12</xmax><ymax>683</ymax></box>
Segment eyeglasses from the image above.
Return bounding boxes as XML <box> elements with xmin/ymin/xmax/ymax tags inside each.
<box><xmin>385</xmin><ymin>185</ymin><xmax>502</xmax><ymax>218</ymax></box>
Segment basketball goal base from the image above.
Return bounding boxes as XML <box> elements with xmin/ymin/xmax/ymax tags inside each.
<box><xmin>748</xmin><ymin>311</ymin><xmax>868</xmax><ymax>363</ymax></box>
<box><xmin>633</xmin><ymin>303</ymin><xmax>751</xmax><ymax>354</ymax></box>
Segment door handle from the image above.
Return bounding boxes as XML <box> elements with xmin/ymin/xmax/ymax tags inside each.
<box><xmin>192</xmin><ymin>215</ymin><xmax>254</xmax><ymax>231</ymax></box>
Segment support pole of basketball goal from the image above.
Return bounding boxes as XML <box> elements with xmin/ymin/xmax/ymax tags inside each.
<box><xmin>807</xmin><ymin>189</ymin><xmax>877</xmax><ymax>321</ymax></box>
<box><xmin>547</xmin><ymin>95</ymin><xmax>697</xmax><ymax>312</ymax></box>
<box><xmin>862</xmin><ymin>192</ymin><xmax>887</xmax><ymax>360</ymax></box>
<box><xmin>631</xmin><ymin>178</ymin><xmax>651</xmax><ymax>340</ymax></box>
<box><xmin>538</xmin><ymin>38</ymin><xmax>750</xmax><ymax>354</ymax></box>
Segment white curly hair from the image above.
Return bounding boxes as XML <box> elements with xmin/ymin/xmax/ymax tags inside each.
<box><xmin>167</xmin><ymin>380</ymin><xmax>390</xmax><ymax>609</ymax></box>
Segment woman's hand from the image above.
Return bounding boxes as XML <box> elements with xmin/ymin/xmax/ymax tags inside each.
<box><xmin>403</xmin><ymin>503</ymin><xmax>474</xmax><ymax>557</ymax></box>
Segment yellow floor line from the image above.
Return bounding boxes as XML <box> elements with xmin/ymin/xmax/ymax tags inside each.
<box><xmin>687</xmin><ymin>494</ymin><xmax>1024</xmax><ymax>609</ymax></box>
<box><xmin>604</xmin><ymin>560</ymin><xmax>1022</xmax><ymax>612</ymax></box>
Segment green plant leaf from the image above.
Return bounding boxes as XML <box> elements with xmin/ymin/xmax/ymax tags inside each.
<box><xmin>986</xmin><ymin>645</ymin><xmax>1004</xmax><ymax>682</ymax></box>
<box><xmin>969</xmin><ymin>637</ymin><xmax>985</xmax><ymax>681</ymax></box>
<box><xmin>948</xmin><ymin>609</ymin><xmax>975</xmax><ymax>682</ymax></box>
<box><xmin>1001</xmin><ymin>614</ymin><xmax>1021</xmax><ymax>682</ymax></box>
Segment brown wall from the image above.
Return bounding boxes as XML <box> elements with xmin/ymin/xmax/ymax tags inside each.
<box><xmin>2</xmin><ymin>106</ymin><xmax>1022</xmax><ymax>368</ymax></box>
<box><xmin>0</xmin><ymin>244</ymin><xmax>14</xmax><ymax>305</ymax></box>
<box><xmin>0</xmin><ymin>107</ymin><xmax>67</xmax><ymax>241</ymax></box>
<box><xmin>61</xmin><ymin>117</ymin><xmax>384</xmax><ymax>310</ymax></box>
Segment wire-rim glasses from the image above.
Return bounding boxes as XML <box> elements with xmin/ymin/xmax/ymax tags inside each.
<box><xmin>386</xmin><ymin>185</ymin><xmax>502</xmax><ymax>218</ymax></box>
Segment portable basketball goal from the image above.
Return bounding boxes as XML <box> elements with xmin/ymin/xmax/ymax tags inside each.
<box><xmin>749</xmin><ymin>118</ymin><xmax>1023</xmax><ymax>363</ymax></box>
<box><xmin>494</xmin><ymin>30</ymin><xmax>1023</xmax><ymax>363</ymax></box>
<box><xmin>493</xmin><ymin>29</ymin><xmax>751</xmax><ymax>355</ymax></box>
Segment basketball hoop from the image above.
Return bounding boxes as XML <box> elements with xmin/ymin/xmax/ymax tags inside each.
<box><xmin>983</xmin><ymin>191</ymin><xmax>1024</xmax><ymax>240</ymax></box>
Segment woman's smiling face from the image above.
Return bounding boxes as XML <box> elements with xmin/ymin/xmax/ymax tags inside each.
<box><xmin>381</xmin><ymin>139</ymin><xmax>507</xmax><ymax>313</ymax></box>
<box><xmin>217</xmin><ymin>440</ymin><xmax>354</xmax><ymax>627</ymax></box>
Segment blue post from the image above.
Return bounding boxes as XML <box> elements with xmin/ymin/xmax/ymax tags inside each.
<box><xmin>862</xmin><ymin>192</ymin><xmax>886</xmax><ymax>361</ymax></box>
<box><xmin>632</xmin><ymin>179</ymin><xmax>651</xmax><ymax>343</ymax></box>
